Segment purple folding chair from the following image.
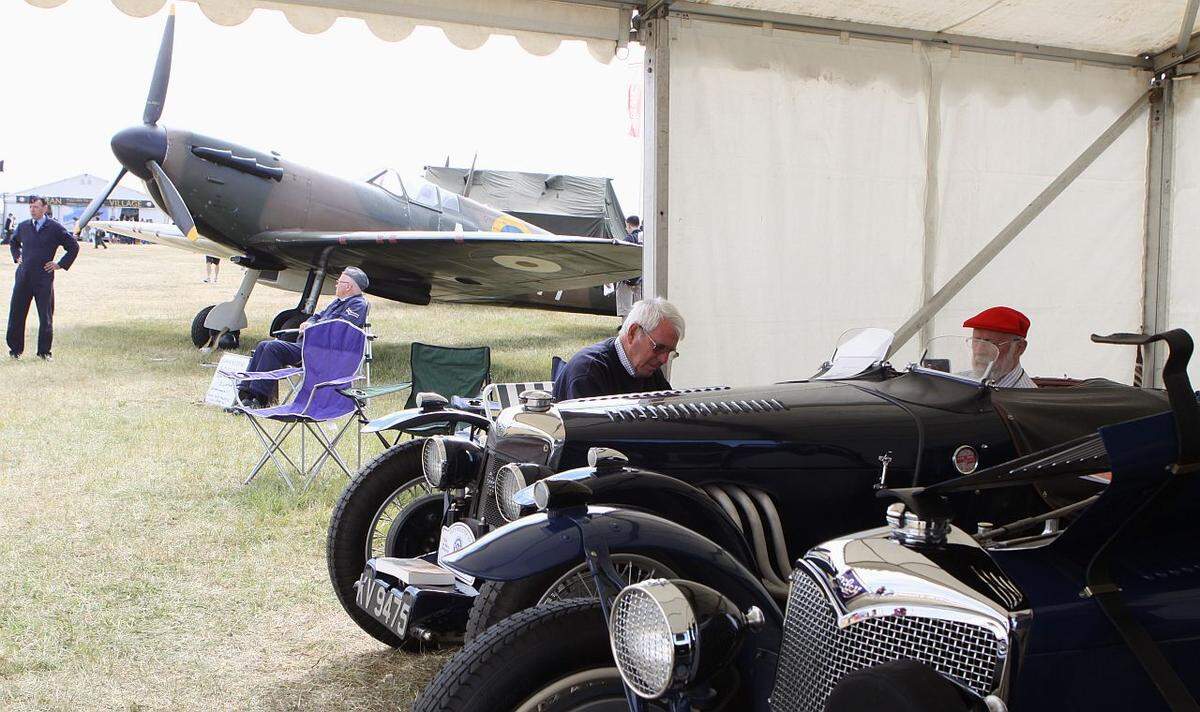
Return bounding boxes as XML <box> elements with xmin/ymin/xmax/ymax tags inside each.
<box><xmin>235</xmin><ymin>319</ymin><xmax>368</xmax><ymax>491</ymax></box>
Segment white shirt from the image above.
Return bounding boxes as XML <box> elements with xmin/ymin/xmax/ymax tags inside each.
<box><xmin>995</xmin><ymin>366</ymin><xmax>1036</xmax><ymax>389</ymax></box>
<box><xmin>614</xmin><ymin>336</ymin><xmax>637</xmax><ymax>377</ymax></box>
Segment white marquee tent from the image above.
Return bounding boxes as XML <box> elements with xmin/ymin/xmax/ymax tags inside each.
<box><xmin>28</xmin><ymin>0</ymin><xmax>1200</xmax><ymax>386</ymax></box>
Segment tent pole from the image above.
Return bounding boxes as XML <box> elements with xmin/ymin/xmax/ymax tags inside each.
<box><xmin>1141</xmin><ymin>80</ymin><xmax>1175</xmax><ymax>388</ymax></box>
<box><xmin>1179</xmin><ymin>0</ymin><xmax>1200</xmax><ymax>58</ymax></box>
<box><xmin>886</xmin><ymin>89</ymin><xmax>1151</xmax><ymax>360</ymax></box>
<box><xmin>642</xmin><ymin>13</ymin><xmax>671</xmax><ymax>300</ymax></box>
<box><xmin>918</xmin><ymin>43</ymin><xmax>942</xmax><ymax>354</ymax></box>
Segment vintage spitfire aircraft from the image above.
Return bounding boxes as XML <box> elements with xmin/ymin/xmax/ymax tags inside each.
<box><xmin>75</xmin><ymin>8</ymin><xmax>640</xmax><ymax>350</ymax></box>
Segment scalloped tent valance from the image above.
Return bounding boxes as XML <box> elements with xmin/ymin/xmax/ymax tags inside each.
<box><xmin>23</xmin><ymin>0</ymin><xmax>630</xmax><ymax>62</ymax></box>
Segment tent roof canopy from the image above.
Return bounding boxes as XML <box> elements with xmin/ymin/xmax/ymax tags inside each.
<box><xmin>686</xmin><ymin>1</ymin><xmax>1197</xmax><ymax>59</ymax></box>
<box><xmin>27</xmin><ymin>0</ymin><xmax>1200</xmax><ymax>67</ymax></box>
<box><xmin>26</xmin><ymin>0</ymin><xmax>634</xmax><ymax>61</ymax></box>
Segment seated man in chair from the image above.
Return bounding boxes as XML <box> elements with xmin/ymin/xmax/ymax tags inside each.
<box><xmin>237</xmin><ymin>267</ymin><xmax>371</xmax><ymax>408</ymax></box>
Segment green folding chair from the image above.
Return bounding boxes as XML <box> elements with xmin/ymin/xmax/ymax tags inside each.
<box><xmin>354</xmin><ymin>342</ymin><xmax>492</xmax><ymax>445</ymax></box>
<box><xmin>404</xmin><ymin>342</ymin><xmax>492</xmax><ymax>410</ymax></box>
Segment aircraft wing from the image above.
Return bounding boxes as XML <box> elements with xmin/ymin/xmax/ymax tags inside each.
<box><xmin>90</xmin><ymin>221</ymin><xmax>243</xmax><ymax>260</ymax></box>
<box><xmin>247</xmin><ymin>230</ymin><xmax>641</xmax><ymax>301</ymax></box>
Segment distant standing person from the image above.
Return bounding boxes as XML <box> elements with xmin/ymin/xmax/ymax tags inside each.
<box><xmin>204</xmin><ymin>255</ymin><xmax>220</xmax><ymax>283</ymax></box>
<box><xmin>7</xmin><ymin>197</ymin><xmax>79</xmax><ymax>360</ymax></box>
<box><xmin>2</xmin><ymin>213</ymin><xmax>14</xmax><ymax>243</ymax></box>
<box><xmin>624</xmin><ymin>215</ymin><xmax>643</xmax><ymax>245</ymax></box>
<box><xmin>615</xmin><ymin>215</ymin><xmax>644</xmax><ymax>318</ymax></box>
<box><xmin>91</xmin><ymin>227</ymin><xmax>108</xmax><ymax>250</ymax></box>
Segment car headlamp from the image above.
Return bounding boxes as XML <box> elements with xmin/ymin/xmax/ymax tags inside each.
<box><xmin>421</xmin><ymin>436</ymin><xmax>482</xmax><ymax>490</ymax></box>
<box><xmin>610</xmin><ymin>579</ymin><xmax>750</xmax><ymax>700</ymax></box>
<box><xmin>495</xmin><ymin>463</ymin><xmax>528</xmax><ymax>522</ymax></box>
<box><xmin>610</xmin><ymin>579</ymin><xmax>697</xmax><ymax>698</ymax></box>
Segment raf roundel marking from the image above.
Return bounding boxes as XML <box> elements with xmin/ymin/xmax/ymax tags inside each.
<box><xmin>953</xmin><ymin>445</ymin><xmax>979</xmax><ymax>474</ymax></box>
<box><xmin>493</xmin><ymin>255</ymin><xmax>562</xmax><ymax>273</ymax></box>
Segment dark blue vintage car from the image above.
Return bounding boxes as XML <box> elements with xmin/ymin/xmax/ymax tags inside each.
<box><xmin>327</xmin><ymin>331</ymin><xmax>1168</xmax><ymax>652</ymax></box>
<box><xmin>411</xmin><ymin>329</ymin><xmax>1200</xmax><ymax>712</ymax></box>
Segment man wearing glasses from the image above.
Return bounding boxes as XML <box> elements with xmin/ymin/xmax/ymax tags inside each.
<box><xmin>236</xmin><ymin>267</ymin><xmax>371</xmax><ymax>408</ymax></box>
<box><xmin>554</xmin><ymin>297</ymin><xmax>685</xmax><ymax>401</ymax></box>
<box><xmin>964</xmin><ymin>305</ymin><xmax>1036</xmax><ymax>388</ymax></box>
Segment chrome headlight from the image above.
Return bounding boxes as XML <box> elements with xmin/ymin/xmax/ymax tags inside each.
<box><xmin>421</xmin><ymin>436</ymin><xmax>483</xmax><ymax>490</ymax></box>
<box><xmin>609</xmin><ymin>579</ymin><xmax>698</xmax><ymax>698</ymax></box>
<box><xmin>422</xmin><ymin>437</ymin><xmax>447</xmax><ymax>488</ymax></box>
<box><xmin>495</xmin><ymin>463</ymin><xmax>527</xmax><ymax>522</ymax></box>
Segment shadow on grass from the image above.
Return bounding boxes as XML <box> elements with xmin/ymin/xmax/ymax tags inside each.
<box><xmin>260</xmin><ymin>646</ymin><xmax>454</xmax><ymax>711</ymax></box>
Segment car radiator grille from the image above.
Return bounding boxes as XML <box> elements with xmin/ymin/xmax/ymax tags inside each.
<box><xmin>476</xmin><ymin>452</ymin><xmax>515</xmax><ymax>529</ymax></box>
<box><xmin>770</xmin><ymin>568</ymin><xmax>1002</xmax><ymax>711</ymax></box>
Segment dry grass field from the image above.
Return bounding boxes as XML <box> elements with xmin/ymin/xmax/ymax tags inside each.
<box><xmin>0</xmin><ymin>244</ymin><xmax>614</xmax><ymax>710</ymax></box>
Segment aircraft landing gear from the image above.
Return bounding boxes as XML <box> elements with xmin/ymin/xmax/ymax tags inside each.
<box><xmin>192</xmin><ymin>305</ymin><xmax>241</xmax><ymax>349</ymax></box>
<box><xmin>269</xmin><ymin>308</ymin><xmax>309</xmax><ymax>343</ymax></box>
<box><xmin>196</xmin><ymin>267</ymin><xmax>261</xmax><ymax>354</ymax></box>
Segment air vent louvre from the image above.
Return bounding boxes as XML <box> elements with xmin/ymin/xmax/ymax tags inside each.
<box><xmin>605</xmin><ymin>397</ymin><xmax>787</xmax><ymax>422</ymax></box>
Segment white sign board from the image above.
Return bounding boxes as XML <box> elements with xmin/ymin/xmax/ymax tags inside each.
<box><xmin>205</xmin><ymin>354</ymin><xmax>251</xmax><ymax>408</ymax></box>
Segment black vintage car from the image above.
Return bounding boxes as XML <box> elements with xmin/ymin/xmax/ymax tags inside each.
<box><xmin>326</xmin><ymin>332</ymin><xmax>1167</xmax><ymax>650</ymax></box>
<box><xmin>412</xmin><ymin>330</ymin><xmax>1200</xmax><ymax>712</ymax></box>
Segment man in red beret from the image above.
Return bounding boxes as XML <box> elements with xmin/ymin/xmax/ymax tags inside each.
<box><xmin>963</xmin><ymin>306</ymin><xmax>1036</xmax><ymax>388</ymax></box>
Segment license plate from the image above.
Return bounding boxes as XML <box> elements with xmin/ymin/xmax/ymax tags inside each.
<box><xmin>355</xmin><ymin>570</ymin><xmax>413</xmax><ymax>639</ymax></box>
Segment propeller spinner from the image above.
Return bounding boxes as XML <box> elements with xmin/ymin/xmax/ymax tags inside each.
<box><xmin>76</xmin><ymin>6</ymin><xmax>198</xmax><ymax>241</ymax></box>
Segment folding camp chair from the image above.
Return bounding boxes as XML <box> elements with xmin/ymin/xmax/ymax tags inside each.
<box><xmin>480</xmin><ymin>380</ymin><xmax>556</xmax><ymax>422</ymax></box>
<box><xmin>361</xmin><ymin>342</ymin><xmax>491</xmax><ymax>444</ymax></box>
<box><xmin>551</xmin><ymin>355</ymin><xmax>567</xmax><ymax>382</ymax></box>
<box><xmin>233</xmin><ymin>319</ymin><xmax>369</xmax><ymax>492</ymax></box>
<box><xmin>229</xmin><ymin>319</ymin><xmax>378</xmax><ymax>409</ymax></box>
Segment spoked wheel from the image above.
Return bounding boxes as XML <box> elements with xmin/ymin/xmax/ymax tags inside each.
<box><xmin>414</xmin><ymin>600</ymin><xmax>667</xmax><ymax>712</ymax></box>
<box><xmin>327</xmin><ymin>441</ymin><xmax>436</xmax><ymax>648</ymax></box>
<box><xmin>464</xmin><ymin>554</ymin><xmax>676</xmax><ymax>643</ymax></box>
<box><xmin>538</xmin><ymin>555</ymin><xmax>676</xmax><ymax>605</ymax></box>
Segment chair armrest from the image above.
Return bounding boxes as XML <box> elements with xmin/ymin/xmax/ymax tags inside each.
<box><xmin>225</xmin><ymin>366</ymin><xmax>304</xmax><ymax>382</ymax></box>
<box><xmin>313</xmin><ymin>375</ymin><xmax>365</xmax><ymax>390</ymax></box>
<box><xmin>338</xmin><ymin>381</ymin><xmax>413</xmax><ymax>400</ymax></box>
<box><xmin>269</xmin><ymin>328</ymin><xmax>302</xmax><ymax>337</ymax></box>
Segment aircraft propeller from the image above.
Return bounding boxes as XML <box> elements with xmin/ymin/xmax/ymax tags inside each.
<box><xmin>75</xmin><ymin>6</ymin><xmax>198</xmax><ymax>241</ymax></box>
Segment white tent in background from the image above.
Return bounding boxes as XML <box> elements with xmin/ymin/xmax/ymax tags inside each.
<box><xmin>26</xmin><ymin>0</ymin><xmax>1200</xmax><ymax>385</ymax></box>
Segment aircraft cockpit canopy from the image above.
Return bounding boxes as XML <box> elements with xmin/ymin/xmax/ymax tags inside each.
<box><xmin>370</xmin><ymin>170</ymin><xmax>462</xmax><ymax>213</ymax></box>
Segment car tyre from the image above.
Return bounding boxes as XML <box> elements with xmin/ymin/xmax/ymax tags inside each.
<box><xmin>414</xmin><ymin>600</ymin><xmax>659</xmax><ymax>712</ymax></box>
<box><xmin>326</xmin><ymin>440</ymin><xmax>433</xmax><ymax>649</ymax></box>
<box><xmin>463</xmin><ymin>554</ymin><xmax>676</xmax><ymax>644</ymax></box>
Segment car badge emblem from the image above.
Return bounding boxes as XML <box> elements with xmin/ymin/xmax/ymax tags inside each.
<box><xmin>834</xmin><ymin>570</ymin><xmax>867</xmax><ymax>602</ymax></box>
<box><xmin>953</xmin><ymin>445</ymin><xmax>979</xmax><ymax>474</ymax></box>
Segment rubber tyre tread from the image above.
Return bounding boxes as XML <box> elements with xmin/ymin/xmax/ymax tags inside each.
<box><xmin>326</xmin><ymin>440</ymin><xmax>427</xmax><ymax>649</ymax></box>
<box><xmin>463</xmin><ymin>570</ymin><xmax>565</xmax><ymax>645</ymax></box>
<box><xmin>190</xmin><ymin>305</ymin><xmax>215</xmax><ymax>348</ymax></box>
<box><xmin>413</xmin><ymin>599</ymin><xmax>617</xmax><ymax>712</ymax></box>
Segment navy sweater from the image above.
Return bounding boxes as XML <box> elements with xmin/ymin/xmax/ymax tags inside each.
<box><xmin>10</xmin><ymin>217</ymin><xmax>79</xmax><ymax>280</ymax></box>
<box><xmin>553</xmin><ymin>337</ymin><xmax>671</xmax><ymax>402</ymax></box>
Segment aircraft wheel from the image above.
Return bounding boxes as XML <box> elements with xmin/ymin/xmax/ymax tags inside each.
<box><xmin>270</xmin><ymin>308</ymin><xmax>308</xmax><ymax>342</ymax></box>
<box><xmin>190</xmin><ymin>305</ymin><xmax>241</xmax><ymax>350</ymax></box>
<box><xmin>190</xmin><ymin>305</ymin><xmax>216</xmax><ymax>348</ymax></box>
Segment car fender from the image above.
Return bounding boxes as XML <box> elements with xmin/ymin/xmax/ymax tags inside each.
<box><xmin>442</xmin><ymin>506</ymin><xmax>782</xmax><ymax>624</ymax></box>
<box><xmin>362</xmin><ymin>407</ymin><xmax>490</xmax><ymax>433</ymax></box>
<box><xmin>584</xmin><ymin>468</ymin><xmax>756</xmax><ymax>570</ymax></box>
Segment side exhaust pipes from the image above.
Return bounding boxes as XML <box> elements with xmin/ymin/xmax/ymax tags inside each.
<box><xmin>704</xmin><ymin>484</ymin><xmax>791</xmax><ymax>598</ymax></box>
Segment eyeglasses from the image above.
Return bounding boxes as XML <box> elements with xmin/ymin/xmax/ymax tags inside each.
<box><xmin>641</xmin><ymin>328</ymin><xmax>680</xmax><ymax>359</ymax></box>
<box><xmin>976</xmin><ymin>337</ymin><xmax>1023</xmax><ymax>349</ymax></box>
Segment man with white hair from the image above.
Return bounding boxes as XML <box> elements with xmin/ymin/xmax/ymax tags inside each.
<box><xmin>237</xmin><ymin>266</ymin><xmax>371</xmax><ymax>408</ymax></box>
<box><xmin>553</xmin><ymin>297</ymin><xmax>684</xmax><ymax>401</ymax></box>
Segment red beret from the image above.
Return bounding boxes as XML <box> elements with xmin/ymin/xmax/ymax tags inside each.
<box><xmin>963</xmin><ymin>306</ymin><xmax>1030</xmax><ymax>338</ymax></box>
